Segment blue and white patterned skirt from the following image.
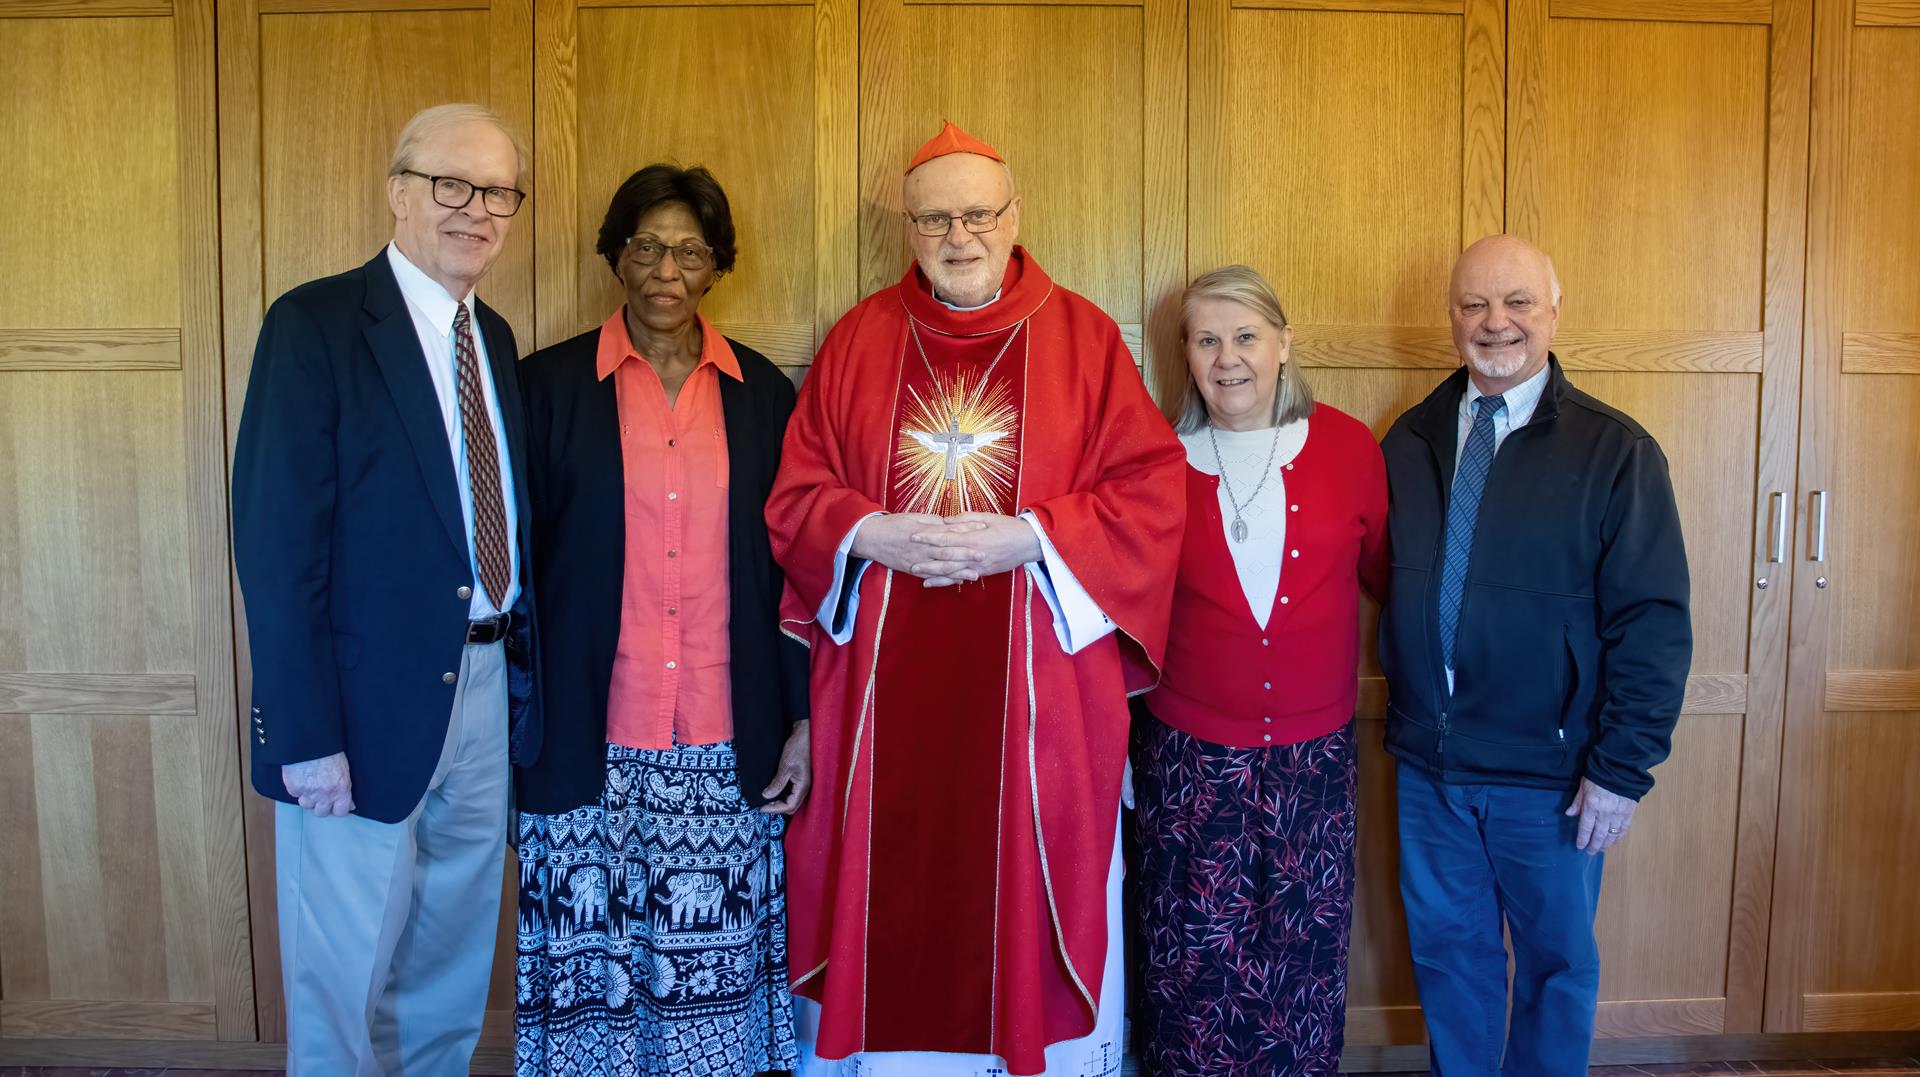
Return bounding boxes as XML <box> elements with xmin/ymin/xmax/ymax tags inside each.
<box><xmin>515</xmin><ymin>740</ymin><xmax>798</xmax><ymax>1077</ymax></box>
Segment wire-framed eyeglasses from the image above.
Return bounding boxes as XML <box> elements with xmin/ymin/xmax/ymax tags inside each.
<box><xmin>622</xmin><ymin>234</ymin><xmax>717</xmax><ymax>271</ymax></box>
<box><xmin>905</xmin><ymin>197</ymin><xmax>1015</xmax><ymax>238</ymax></box>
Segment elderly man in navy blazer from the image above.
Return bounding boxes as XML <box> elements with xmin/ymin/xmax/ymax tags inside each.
<box><xmin>1379</xmin><ymin>235</ymin><xmax>1691</xmax><ymax>1076</ymax></box>
<box><xmin>232</xmin><ymin>103</ymin><xmax>539</xmax><ymax>1076</ymax></box>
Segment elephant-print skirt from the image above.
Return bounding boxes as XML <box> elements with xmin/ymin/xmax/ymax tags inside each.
<box><xmin>515</xmin><ymin>740</ymin><xmax>798</xmax><ymax>1077</ymax></box>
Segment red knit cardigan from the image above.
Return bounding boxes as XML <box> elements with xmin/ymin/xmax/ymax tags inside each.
<box><xmin>1145</xmin><ymin>404</ymin><xmax>1390</xmax><ymax>748</ymax></box>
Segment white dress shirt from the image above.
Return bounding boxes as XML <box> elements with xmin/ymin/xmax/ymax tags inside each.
<box><xmin>385</xmin><ymin>242</ymin><xmax>520</xmax><ymax>618</ymax></box>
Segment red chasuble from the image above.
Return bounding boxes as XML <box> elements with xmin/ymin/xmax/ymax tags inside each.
<box><xmin>766</xmin><ymin>248</ymin><xmax>1185</xmax><ymax>1075</ymax></box>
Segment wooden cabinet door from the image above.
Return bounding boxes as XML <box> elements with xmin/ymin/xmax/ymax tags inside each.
<box><xmin>530</xmin><ymin>0</ymin><xmax>858</xmax><ymax>367</ymax></box>
<box><xmin>1186</xmin><ymin>0</ymin><xmax>1507</xmax><ymax>1046</ymax></box>
<box><xmin>1766</xmin><ymin>0</ymin><xmax>1920</xmax><ymax>1035</ymax></box>
<box><xmin>1503</xmin><ymin>0</ymin><xmax>1810</xmax><ymax>1039</ymax></box>
<box><xmin>856</xmin><ymin>0</ymin><xmax>1186</xmax><ymax>377</ymax></box>
<box><xmin>214</xmin><ymin>0</ymin><xmax>534</xmax><ymax>1039</ymax></box>
<box><xmin>0</xmin><ymin>0</ymin><xmax>254</xmax><ymax>1042</ymax></box>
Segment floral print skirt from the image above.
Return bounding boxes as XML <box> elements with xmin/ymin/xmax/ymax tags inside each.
<box><xmin>1130</xmin><ymin>715</ymin><xmax>1358</xmax><ymax>1077</ymax></box>
<box><xmin>515</xmin><ymin>740</ymin><xmax>797</xmax><ymax>1077</ymax></box>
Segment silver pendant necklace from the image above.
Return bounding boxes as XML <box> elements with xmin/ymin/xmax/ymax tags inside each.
<box><xmin>1207</xmin><ymin>420</ymin><xmax>1287</xmax><ymax>543</ymax></box>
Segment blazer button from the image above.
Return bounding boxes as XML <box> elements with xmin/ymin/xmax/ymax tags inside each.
<box><xmin>442</xmin><ymin>672</ymin><xmax>457</xmax><ymax>685</ymax></box>
<box><xmin>457</xmin><ymin>585</ymin><xmax>472</xmax><ymax>600</ymax></box>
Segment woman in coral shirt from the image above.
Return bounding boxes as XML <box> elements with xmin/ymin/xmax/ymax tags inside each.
<box><xmin>1133</xmin><ymin>264</ymin><xmax>1389</xmax><ymax>1077</ymax></box>
<box><xmin>513</xmin><ymin>164</ymin><xmax>810</xmax><ymax>1077</ymax></box>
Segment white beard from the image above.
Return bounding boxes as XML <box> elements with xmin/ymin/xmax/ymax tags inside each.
<box><xmin>1465</xmin><ymin>344</ymin><xmax>1530</xmax><ymax>381</ymax></box>
<box><xmin>922</xmin><ymin>253</ymin><xmax>999</xmax><ymax>308</ymax></box>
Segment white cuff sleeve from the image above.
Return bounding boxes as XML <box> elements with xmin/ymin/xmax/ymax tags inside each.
<box><xmin>1019</xmin><ymin>511</ymin><xmax>1117</xmax><ymax>655</ymax></box>
<box><xmin>819</xmin><ymin>513</ymin><xmax>884</xmax><ymax>645</ymax></box>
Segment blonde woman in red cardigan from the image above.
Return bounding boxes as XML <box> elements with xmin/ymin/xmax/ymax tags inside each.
<box><xmin>1132</xmin><ymin>264</ymin><xmax>1389</xmax><ymax>1076</ymax></box>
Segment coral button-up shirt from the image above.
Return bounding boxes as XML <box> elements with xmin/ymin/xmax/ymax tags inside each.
<box><xmin>597</xmin><ymin>308</ymin><xmax>740</xmax><ymax>749</ymax></box>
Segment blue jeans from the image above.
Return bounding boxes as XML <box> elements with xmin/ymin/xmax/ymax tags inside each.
<box><xmin>1395</xmin><ymin>763</ymin><xmax>1605</xmax><ymax>1077</ymax></box>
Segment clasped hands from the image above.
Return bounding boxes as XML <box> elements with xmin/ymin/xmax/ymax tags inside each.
<box><xmin>853</xmin><ymin>512</ymin><xmax>1042</xmax><ymax>588</ymax></box>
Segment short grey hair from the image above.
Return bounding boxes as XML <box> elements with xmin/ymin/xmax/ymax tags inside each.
<box><xmin>1161</xmin><ymin>264</ymin><xmax>1314</xmax><ymax>434</ymax></box>
<box><xmin>388</xmin><ymin>103</ymin><xmax>527</xmax><ymax>183</ymax></box>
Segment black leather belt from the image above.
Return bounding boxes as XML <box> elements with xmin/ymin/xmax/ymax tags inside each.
<box><xmin>466</xmin><ymin>612</ymin><xmax>510</xmax><ymax>645</ymax></box>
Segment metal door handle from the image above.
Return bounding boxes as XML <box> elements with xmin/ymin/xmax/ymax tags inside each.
<box><xmin>1809</xmin><ymin>490</ymin><xmax>1827</xmax><ymax>562</ymax></box>
<box><xmin>1767</xmin><ymin>491</ymin><xmax>1786</xmax><ymax>563</ymax></box>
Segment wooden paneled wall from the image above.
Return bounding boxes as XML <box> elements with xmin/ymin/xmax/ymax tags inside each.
<box><xmin>2</xmin><ymin>0</ymin><xmax>1917</xmax><ymax>1056</ymax></box>
<box><xmin>0</xmin><ymin>0</ymin><xmax>254</xmax><ymax>1044</ymax></box>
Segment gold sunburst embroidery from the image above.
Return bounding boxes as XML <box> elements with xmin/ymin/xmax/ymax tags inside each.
<box><xmin>894</xmin><ymin>369</ymin><xmax>1019</xmax><ymax>515</ymax></box>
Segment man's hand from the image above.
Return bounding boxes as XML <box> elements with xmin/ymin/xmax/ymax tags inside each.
<box><xmin>759</xmin><ymin>720</ymin><xmax>812</xmax><ymax>815</ymax></box>
<box><xmin>909</xmin><ymin>513</ymin><xmax>1044</xmax><ymax>587</ymax></box>
<box><xmin>1565</xmin><ymin>776</ymin><xmax>1637</xmax><ymax>854</ymax></box>
<box><xmin>849</xmin><ymin>513</ymin><xmax>949</xmax><ymax>575</ymax></box>
<box><xmin>283</xmin><ymin>752</ymin><xmax>354</xmax><ymax>818</ymax></box>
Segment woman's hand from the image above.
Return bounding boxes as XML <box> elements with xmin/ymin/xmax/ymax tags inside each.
<box><xmin>759</xmin><ymin>720</ymin><xmax>812</xmax><ymax>815</ymax></box>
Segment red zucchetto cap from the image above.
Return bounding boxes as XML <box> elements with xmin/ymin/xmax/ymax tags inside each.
<box><xmin>906</xmin><ymin>120</ymin><xmax>1003</xmax><ymax>174</ymax></box>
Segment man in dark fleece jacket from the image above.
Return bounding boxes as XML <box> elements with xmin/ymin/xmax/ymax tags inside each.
<box><xmin>1379</xmin><ymin>234</ymin><xmax>1691</xmax><ymax>1077</ymax></box>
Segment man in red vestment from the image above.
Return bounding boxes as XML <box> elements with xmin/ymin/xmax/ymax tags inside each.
<box><xmin>766</xmin><ymin>122</ymin><xmax>1186</xmax><ymax>1076</ymax></box>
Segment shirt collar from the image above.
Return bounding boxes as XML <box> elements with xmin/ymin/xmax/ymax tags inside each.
<box><xmin>595</xmin><ymin>307</ymin><xmax>743</xmax><ymax>384</ymax></box>
<box><xmin>1463</xmin><ymin>359</ymin><xmax>1551</xmax><ymax>424</ymax></box>
<box><xmin>385</xmin><ymin>241</ymin><xmax>474</xmax><ymax>335</ymax></box>
<box><xmin>938</xmin><ymin>288</ymin><xmax>1002</xmax><ymax>312</ymax></box>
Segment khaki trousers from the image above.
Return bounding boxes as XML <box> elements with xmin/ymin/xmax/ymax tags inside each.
<box><xmin>276</xmin><ymin>640</ymin><xmax>510</xmax><ymax>1077</ymax></box>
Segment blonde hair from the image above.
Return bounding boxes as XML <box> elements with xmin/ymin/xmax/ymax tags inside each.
<box><xmin>388</xmin><ymin>103</ymin><xmax>527</xmax><ymax>183</ymax></box>
<box><xmin>1159</xmin><ymin>264</ymin><xmax>1314</xmax><ymax>433</ymax></box>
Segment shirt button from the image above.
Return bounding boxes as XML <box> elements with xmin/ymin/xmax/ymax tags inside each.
<box><xmin>1263</xmin><ymin>681</ymin><xmax>1272</xmax><ymax>690</ymax></box>
<box><xmin>1263</xmin><ymin>716</ymin><xmax>1272</xmax><ymax>723</ymax></box>
<box><xmin>456</xmin><ymin>585</ymin><xmax>472</xmax><ymax>599</ymax></box>
<box><xmin>442</xmin><ymin>672</ymin><xmax>456</xmax><ymax>684</ymax></box>
<box><xmin>667</xmin><ymin>549</ymin><xmax>678</xmax><ymax>558</ymax></box>
<box><xmin>1284</xmin><ymin>463</ymin><xmax>1294</xmax><ymax>471</ymax></box>
<box><xmin>1261</xmin><ymin>638</ymin><xmax>1269</xmax><ymax>647</ymax></box>
<box><xmin>1290</xmin><ymin>549</ymin><xmax>1299</xmax><ymax>558</ymax></box>
<box><xmin>1280</xmin><ymin>596</ymin><xmax>1290</xmax><ymax>604</ymax></box>
<box><xmin>667</xmin><ymin>492</ymin><xmax>679</xmax><ymax>501</ymax></box>
<box><xmin>666</xmin><ymin>660</ymin><xmax>677</xmax><ymax>670</ymax></box>
<box><xmin>668</xmin><ymin>438</ymin><xmax>676</xmax><ymax>447</ymax></box>
<box><xmin>1262</xmin><ymin>734</ymin><xmax>1273</xmax><ymax>742</ymax></box>
<box><xmin>667</xmin><ymin>606</ymin><xmax>678</xmax><ymax>616</ymax></box>
<box><xmin>1290</xmin><ymin>504</ymin><xmax>1299</xmax><ymax>512</ymax></box>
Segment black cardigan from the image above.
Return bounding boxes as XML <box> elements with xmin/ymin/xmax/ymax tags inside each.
<box><xmin>1378</xmin><ymin>356</ymin><xmax>1692</xmax><ymax>800</ymax></box>
<box><xmin>513</xmin><ymin>325</ymin><xmax>810</xmax><ymax>814</ymax></box>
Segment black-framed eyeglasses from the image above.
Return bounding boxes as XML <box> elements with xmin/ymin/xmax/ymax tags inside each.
<box><xmin>905</xmin><ymin>197</ymin><xmax>1015</xmax><ymax>238</ymax></box>
<box><xmin>623</xmin><ymin>234</ymin><xmax>717</xmax><ymax>271</ymax></box>
<box><xmin>401</xmin><ymin>170</ymin><xmax>526</xmax><ymax>217</ymax></box>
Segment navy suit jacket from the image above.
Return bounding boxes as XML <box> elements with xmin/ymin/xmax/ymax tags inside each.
<box><xmin>233</xmin><ymin>249</ymin><xmax>541</xmax><ymax>823</ymax></box>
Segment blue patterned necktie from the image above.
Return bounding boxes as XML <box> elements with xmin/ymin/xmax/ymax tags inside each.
<box><xmin>1438</xmin><ymin>393</ymin><xmax>1506</xmax><ymax>673</ymax></box>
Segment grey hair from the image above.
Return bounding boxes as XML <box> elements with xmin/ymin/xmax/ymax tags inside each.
<box><xmin>1161</xmin><ymin>264</ymin><xmax>1314</xmax><ymax>434</ymax></box>
<box><xmin>388</xmin><ymin>103</ymin><xmax>527</xmax><ymax>183</ymax></box>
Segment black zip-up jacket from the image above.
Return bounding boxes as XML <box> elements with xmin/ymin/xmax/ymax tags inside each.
<box><xmin>1378</xmin><ymin>356</ymin><xmax>1691</xmax><ymax>799</ymax></box>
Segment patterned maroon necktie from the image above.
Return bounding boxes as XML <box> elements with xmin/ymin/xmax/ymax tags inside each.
<box><xmin>453</xmin><ymin>304</ymin><xmax>512</xmax><ymax>608</ymax></box>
